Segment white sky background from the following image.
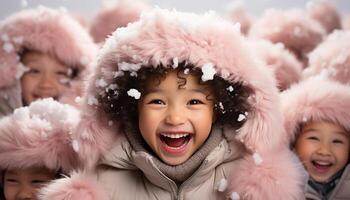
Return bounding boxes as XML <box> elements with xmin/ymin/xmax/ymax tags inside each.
<box><xmin>1</xmin><ymin>0</ymin><xmax>350</xmax><ymax>20</ymax></box>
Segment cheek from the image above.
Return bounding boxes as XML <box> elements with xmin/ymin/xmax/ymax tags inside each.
<box><xmin>295</xmin><ymin>139</ymin><xmax>313</xmax><ymax>160</ymax></box>
<box><xmin>138</xmin><ymin>109</ymin><xmax>160</xmax><ymax>140</ymax></box>
<box><xmin>4</xmin><ymin>184</ymin><xmax>17</xmax><ymax>199</ymax></box>
<box><xmin>335</xmin><ymin>146</ymin><xmax>349</xmax><ymax>164</ymax></box>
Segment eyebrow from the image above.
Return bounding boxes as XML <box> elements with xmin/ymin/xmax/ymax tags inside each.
<box><xmin>145</xmin><ymin>88</ymin><xmax>209</xmax><ymax>95</ymax></box>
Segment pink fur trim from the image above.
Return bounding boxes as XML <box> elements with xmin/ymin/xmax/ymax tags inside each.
<box><xmin>0</xmin><ymin>6</ymin><xmax>97</xmax><ymax>95</ymax></box>
<box><xmin>224</xmin><ymin>1</ymin><xmax>253</xmax><ymax>35</ymax></box>
<box><xmin>0</xmin><ymin>98</ymin><xmax>80</xmax><ymax>172</ymax></box>
<box><xmin>89</xmin><ymin>0</ymin><xmax>149</xmax><ymax>43</ymax></box>
<box><xmin>281</xmin><ymin>77</ymin><xmax>350</xmax><ymax>143</ymax></box>
<box><xmin>249</xmin><ymin>9</ymin><xmax>326</xmax><ymax>58</ymax></box>
<box><xmin>39</xmin><ymin>171</ymin><xmax>108</xmax><ymax>200</ymax></box>
<box><xmin>250</xmin><ymin>39</ymin><xmax>302</xmax><ymax>91</ymax></box>
<box><xmin>304</xmin><ymin>30</ymin><xmax>350</xmax><ymax>85</ymax></box>
<box><xmin>227</xmin><ymin>148</ymin><xmax>306</xmax><ymax>199</ymax></box>
<box><xmin>306</xmin><ymin>0</ymin><xmax>341</xmax><ymax>33</ymax></box>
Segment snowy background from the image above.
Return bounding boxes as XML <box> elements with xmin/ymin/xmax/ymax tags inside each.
<box><xmin>1</xmin><ymin>0</ymin><xmax>350</xmax><ymax>20</ymax></box>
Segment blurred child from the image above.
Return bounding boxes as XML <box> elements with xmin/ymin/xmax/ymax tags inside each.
<box><xmin>40</xmin><ymin>8</ymin><xmax>305</xmax><ymax>200</ymax></box>
<box><xmin>224</xmin><ymin>0</ymin><xmax>253</xmax><ymax>35</ymax></box>
<box><xmin>89</xmin><ymin>0</ymin><xmax>149</xmax><ymax>44</ymax></box>
<box><xmin>304</xmin><ymin>30</ymin><xmax>350</xmax><ymax>85</ymax></box>
<box><xmin>0</xmin><ymin>6</ymin><xmax>97</xmax><ymax>117</ymax></box>
<box><xmin>306</xmin><ymin>0</ymin><xmax>341</xmax><ymax>34</ymax></box>
<box><xmin>281</xmin><ymin>77</ymin><xmax>350</xmax><ymax>199</ymax></box>
<box><xmin>0</xmin><ymin>98</ymin><xmax>80</xmax><ymax>200</ymax></box>
<box><xmin>249</xmin><ymin>8</ymin><xmax>326</xmax><ymax>67</ymax></box>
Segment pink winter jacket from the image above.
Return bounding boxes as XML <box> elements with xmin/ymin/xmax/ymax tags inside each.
<box><xmin>39</xmin><ymin>8</ymin><xmax>306</xmax><ymax>200</ymax></box>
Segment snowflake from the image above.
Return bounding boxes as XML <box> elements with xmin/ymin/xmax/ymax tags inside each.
<box><xmin>201</xmin><ymin>63</ymin><xmax>216</xmax><ymax>81</ymax></box>
<box><xmin>127</xmin><ymin>88</ymin><xmax>141</xmax><ymax>99</ymax></box>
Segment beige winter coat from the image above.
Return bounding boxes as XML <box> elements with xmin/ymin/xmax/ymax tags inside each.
<box><xmin>306</xmin><ymin>165</ymin><xmax>350</xmax><ymax>200</ymax></box>
<box><xmin>94</xmin><ymin>133</ymin><xmax>246</xmax><ymax>200</ymax></box>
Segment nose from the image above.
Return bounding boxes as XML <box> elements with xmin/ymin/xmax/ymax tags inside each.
<box><xmin>164</xmin><ymin>106</ymin><xmax>186</xmax><ymax>126</ymax></box>
<box><xmin>38</xmin><ymin>73</ymin><xmax>57</xmax><ymax>90</ymax></box>
<box><xmin>316</xmin><ymin>142</ymin><xmax>331</xmax><ymax>156</ymax></box>
<box><xmin>16</xmin><ymin>185</ymin><xmax>35</xmax><ymax>200</ymax></box>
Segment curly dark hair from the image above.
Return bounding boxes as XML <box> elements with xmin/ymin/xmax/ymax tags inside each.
<box><xmin>100</xmin><ymin>62</ymin><xmax>252</xmax><ymax>132</ymax></box>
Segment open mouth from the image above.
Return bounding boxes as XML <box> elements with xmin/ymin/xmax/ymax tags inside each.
<box><xmin>34</xmin><ymin>94</ymin><xmax>59</xmax><ymax>101</ymax></box>
<box><xmin>311</xmin><ymin>160</ymin><xmax>333</xmax><ymax>172</ymax></box>
<box><xmin>159</xmin><ymin>133</ymin><xmax>192</xmax><ymax>154</ymax></box>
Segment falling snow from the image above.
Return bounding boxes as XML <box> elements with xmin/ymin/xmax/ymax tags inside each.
<box><xmin>95</xmin><ymin>78</ymin><xmax>108</xmax><ymax>88</ymax></box>
<box><xmin>119</xmin><ymin>62</ymin><xmax>142</xmax><ymax>72</ymax></box>
<box><xmin>184</xmin><ymin>68</ymin><xmax>190</xmax><ymax>74</ymax></box>
<box><xmin>127</xmin><ymin>88</ymin><xmax>141</xmax><ymax>99</ymax></box>
<box><xmin>87</xmin><ymin>95</ymin><xmax>99</xmax><ymax>106</ymax></box>
<box><xmin>3</xmin><ymin>42</ymin><xmax>14</xmax><ymax>53</ymax></box>
<box><xmin>230</xmin><ymin>192</ymin><xmax>240</xmax><ymax>200</ymax></box>
<box><xmin>72</xmin><ymin>140</ymin><xmax>79</xmax><ymax>152</ymax></box>
<box><xmin>253</xmin><ymin>152</ymin><xmax>263</xmax><ymax>165</ymax></box>
<box><xmin>217</xmin><ymin>178</ymin><xmax>228</xmax><ymax>192</ymax></box>
<box><xmin>201</xmin><ymin>63</ymin><xmax>216</xmax><ymax>81</ymax></box>
<box><xmin>227</xmin><ymin>86</ymin><xmax>234</xmax><ymax>92</ymax></box>
<box><xmin>173</xmin><ymin>57</ymin><xmax>179</xmax><ymax>68</ymax></box>
<box><xmin>237</xmin><ymin>114</ymin><xmax>246</xmax><ymax>122</ymax></box>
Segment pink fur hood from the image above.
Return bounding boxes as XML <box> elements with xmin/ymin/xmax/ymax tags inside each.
<box><xmin>40</xmin><ymin>8</ymin><xmax>305</xmax><ymax>200</ymax></box>
<box><xmin>249</xmin><ymin>8</ymin><xmax>326</xmax><ymax>65</ymax></box>
<box><xmin>304</xmin><ymin>30</ymin><xmax>350</xmax><ymax>85</ymax></box>
<box><xmin>0</xmin><ymin>98</ymin><xmax>80</xmax><ymax>173</ymax></box>
<box><xmin>76</xmin><ymin>7</ymin><xmax>286</xmax><ymax>168</ymax></box>
<box><xmin>0</xmin><ymin>6</ymin><xmax>97</xmax><ymax>114</ymax></box>
<box><xmin>281</xmin><ymin>77</ymin><xmax>350</xmax><ymax>143</ymax></box>
<box><xmin>89</xmin><ymin>0</ymin><xmax>149</xmax><ymax>43</ymax></box>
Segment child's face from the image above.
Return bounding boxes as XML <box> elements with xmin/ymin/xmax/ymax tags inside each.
<box><xmin>295</xmin><ymin>121</ymin><xmax>349</xmax><ymax>183</ymax></box>
<box><xmin>3</xmin><ymin>167</ymin><xmax>56</xmax><ymax>200</ymax></box>
<box><xmin>138</xmin><ymin>70</ymin><xmax>215</xmax><ymax>165</ymax></box>
<box><xmin>20</xmin><ymin>51</ymin><xmax>71</xmax><ymax>105</ymax></box>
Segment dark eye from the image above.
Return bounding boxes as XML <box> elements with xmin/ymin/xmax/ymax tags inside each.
<box><xmin>27</xmin><ymin>68</ymin><xmax>40</xmax><ymax>74</ymax></box>
<box><xmin>333</xmin><ymin>139</ymin><xmax>344</xmax><ymax>144</ymax></box>
<box><xmin>307</xmin><ymin>136</ymin><xmax>319</xmax><ymax>141</ymax></box>
<box><xmin>148</xmin><ymin>99</ymin><xmax>165</xmax><ymax>105</ymax></box>
<box><xmin>188</xmin><ymin>99</ymin><xmax>203</xmax><ymax>105</ymax></box>
<box><xmin>5</xmin><ymin>178</ymin><xmax>18</xmax><ymax>183</ymax></box>
<box><xmin>32</xmin><ymin>180</ymin><xmax>47</xmax><ymax>184</ymax></box>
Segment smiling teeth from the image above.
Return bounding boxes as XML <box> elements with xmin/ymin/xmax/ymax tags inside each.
<box><xmin>161</xmin><ymin>133</ymin><xmax>189</xmax><ymax>139</ymax></box>
<box><xmin>314</xmin><ymin>161</ymin><xmax>331</xmax><ymax>166</ymax></box>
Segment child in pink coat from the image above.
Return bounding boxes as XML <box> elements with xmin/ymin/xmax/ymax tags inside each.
<box><xmin>304</xmin><ymin>30</ymin><xmax>350</xmax><ymax>85</ymax></box>
<box><xmin>40</xmin><ymin>8</ymin><xmax>305</xmax><ymax>200</ymax></box>
<box><xmin>0</xmin><ymin>98</ymin><xmax>80</xmax><ymax>200</ymax></box>
<box><xmin>281</xmin><ymin>77</ymin><xmax>350</xmax><ymax>199</ymax></box>
<box><xmin>0</xmin><ymin>7</ymin><xmax>97</xmax><ymax>117</ymax></box>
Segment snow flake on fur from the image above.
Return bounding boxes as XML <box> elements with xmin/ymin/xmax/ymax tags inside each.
<box><xmin>127</xmin><ymin>88</ymin><xmax>141</xmax><ymax>99</ymax></box>
<box><xmin>201</xmin><ymin>63</ymin><xmax>216</xmax><ymax>81</ymax></box>
<box><xmin>253</xmin><ymin>152</ymin><xmax>263</xmax><ymax>165</ymax></box>
<box><xmin>87</xmin><ymin>95</ymin><xmax>99</xmax><ymax>106</ymax></box>
<box><xmin>217</xmin><ymin>178</ymin><xmax>228</xmax><ymax>192</ymax></box>
<box><xmin>95</xmin><ymin>78</ymin><xmax>108</xmax><ymax>88</ymax></box>
<box><xmin>72</xmin><ymin>139</ymin><xmax>80</xmax><ymax>152</ymax></box>
<box><xmin>237</xmin><ymin>114</ymin><xmax>246</xmax><ymax>122</ymax></box>
<box><xmin>119</xmin><ymin>62</ymin><xmax>142</xmax><ymax>72</ymax></box>
<box><xmin>3</xmin><ymin>42</ymin><xmax>14</xmax><ymax>53</ymax></box>
<box><xmin>230</xmin><ymin>192</ymin><xmax>240</xmax><ymax>200</ymax></box>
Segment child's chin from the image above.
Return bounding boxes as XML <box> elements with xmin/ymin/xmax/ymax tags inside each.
<box><xmin>160</xmin><ymin>154</ymin><xmax>190</xmax><ymax>166</ymax></box>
